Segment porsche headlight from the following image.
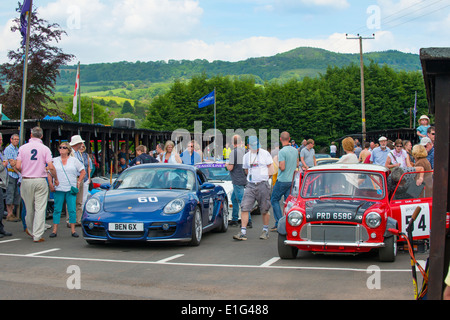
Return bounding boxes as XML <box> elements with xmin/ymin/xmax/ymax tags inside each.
<box><xmin>164</xmin><ymin>199</ymin><xmax>185</xmax><ymax>214</ymax></box>
<box><xmin>287</xmin><ymin>211</ymin><xmax>303</xmax><ymax>227</ymax></box>
<box><xmin>85</xmin><ymin>198</ymin><xmax>101</xmax><ymax>214</ymax></box>
<box><xmin>365</xmin><ymin>212</ymin><xmax>382</xmax><ymax>228</ymax></box>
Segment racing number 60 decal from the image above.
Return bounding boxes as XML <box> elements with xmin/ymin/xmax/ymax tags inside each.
<box><xmin>138</xmin><ymin>197</ymin><xmax>158</xmax><ymax>203</ymax></box>
<box><xmin>400</xmin><ymin>203</ymin><xmax>431</xmax><ymax>238</ymax></box>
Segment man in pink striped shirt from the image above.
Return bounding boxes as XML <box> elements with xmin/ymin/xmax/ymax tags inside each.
<box><xmin>16</xmin><ymin>127</ymin><xmax>58</xmax><ymax>242</ymax></box>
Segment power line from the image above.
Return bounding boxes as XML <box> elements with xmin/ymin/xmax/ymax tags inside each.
<box><xmin>383</xmin><ymin>2</ymin><xmax>450</xmax><ymax>30</ymax></box>
<box><xmin>329</xmin><ymin>0</ymin><xmax>449</xmax><ymax>54</ymax></box>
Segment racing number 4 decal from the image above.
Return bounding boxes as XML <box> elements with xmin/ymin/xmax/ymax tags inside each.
<box><xmin>400</xmin><ymin>203</ymin><xmax>431</xmax><ymax>238</ymax></box>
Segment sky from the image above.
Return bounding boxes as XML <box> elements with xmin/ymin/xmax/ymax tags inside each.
<box><xmin>0</xmin><ymin>0</ymin><xmax>449</xmax><ymax>65</ymax></box>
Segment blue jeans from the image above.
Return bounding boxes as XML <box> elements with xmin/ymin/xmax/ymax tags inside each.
<box><xmin>270</xmin><ymin>181</ymin><xmax>292</xmax><ymax>227</ymax></box>
<box><xmin>53</xmin><ymin>191</ymin><xmax>77</xmax><ymax>225</ymax></box>
<box><xmin>231</xmin><ymin>185</ymin><xmax>250</xmax><ymax>222</ymax></box>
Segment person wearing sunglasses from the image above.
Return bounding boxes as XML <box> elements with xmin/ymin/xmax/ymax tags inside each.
<box><xmin>47</xmin><ymin>142</ymin><xmax>86</xmax><ymax>238</ymax></box>
<box><xmin>426</xmin><ymin>126</ymin><xmax>435</xmax><ymax>143</ymax></box>
<box><xmin>420</xmin><ymin>136</ymin><xmax>434</xmax><ymax>170</ymax></box>
<box><xmin>385</xmin><ymin>139</ymin><xmax>412</xmax><ymax>169</ymax></box>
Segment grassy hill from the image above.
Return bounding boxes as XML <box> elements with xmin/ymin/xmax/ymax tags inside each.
<box><xmin>56</xmin><ymin>47</ymin><xmax>421</xmax><ymax>91</ymax></box>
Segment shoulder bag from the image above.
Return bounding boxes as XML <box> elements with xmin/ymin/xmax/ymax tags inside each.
<box><xmin>61</xmin><ymin>158</ymin><xmax>79</xmax><ymax>195</ymax></box>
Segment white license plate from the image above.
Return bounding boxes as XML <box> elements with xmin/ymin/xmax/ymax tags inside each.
<box><xmin>108</xmin><ymin>223</ymin><xmax>144</xmax><ymax>231</ymax></box>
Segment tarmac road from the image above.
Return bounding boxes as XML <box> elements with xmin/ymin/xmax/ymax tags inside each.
<box><xmin>0</xmin><ymin>214</ymin><xmax>428</xmax><ymax>302</ymax></box>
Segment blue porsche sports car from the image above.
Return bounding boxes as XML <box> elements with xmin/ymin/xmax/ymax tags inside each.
<box><xmin>82</xmin><ymin>163</ymin><xmax>229</xmax><ymax>245</ymax></box>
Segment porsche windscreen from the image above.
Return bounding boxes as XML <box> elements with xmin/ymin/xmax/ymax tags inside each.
<box><xmin>113</xmin><ymin>167</ymin><xmax>196</xmax><ymax>190</ymax></box>
<box><xmin>301</xmin><ymin>171</ymin><xmax>385</xmax><ymax>199</ymax></box>
<box><xmin>196</xmin><ymin>164</ymin><xmax>231</xmax><ymax>181</ymax></box>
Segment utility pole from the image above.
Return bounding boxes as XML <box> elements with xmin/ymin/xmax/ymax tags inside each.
<box><xmin>346</xmin><ymin>33</ymin><xmax>375</xmax><ymax>145</ymax></box>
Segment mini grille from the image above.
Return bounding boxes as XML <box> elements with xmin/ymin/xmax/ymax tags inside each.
<box><xmin>300</xmin><ymin>223</ymin><xmax>369</xmax><ymax>243</ymax></box>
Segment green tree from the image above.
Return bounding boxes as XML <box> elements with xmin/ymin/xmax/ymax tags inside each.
<box><xmin>121</xmin><ymin>100</ymin><xmax>134</xmax><ymax>114</ymax></box>
<box><xmin>65</xmin><ymin>97</ymin><xmax>113</xmax><ymax>125</ymax></box>
<box><xmin>0</xmin><ymin>5</ymin><xmax>74</xmax><ymax>120</ymax></box>
<box><xmin>141</xmin><ymin>63</ymin><xmax>428</xmax><ymax>150</ymax></box>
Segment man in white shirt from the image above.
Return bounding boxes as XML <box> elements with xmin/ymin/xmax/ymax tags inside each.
<box><xmin>233</xmin><ymin>136</ymin><xmax>273</xmax><ymax>241</ymax></box>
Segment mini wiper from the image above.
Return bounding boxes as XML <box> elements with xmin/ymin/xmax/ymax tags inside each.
<box><xmin>318</xmin><ymin>193</ymin><xmax>352</xmax><ymax>199</ymax></box>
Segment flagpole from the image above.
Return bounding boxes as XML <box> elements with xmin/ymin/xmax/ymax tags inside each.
<box><xmin>413</xmin><ymin>91</ymin><xmax>417</xmax><ymax>129</ymax></box>
<box><xmin>19</xmin><ymin>0</ymin><xmax>33</xmax><ymax>146</ymax></box>
<box><xmin>77</xmin><ymin>61</ymin><xmax>81</xmax><ymax>134</ymax></box>
<box><xmin>214</xmin><ymin>87</ymin><xmax>216</xmax><ymax>160</ymax></box>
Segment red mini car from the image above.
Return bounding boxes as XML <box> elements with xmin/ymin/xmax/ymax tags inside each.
<box><xmin>277</xmin><ymin>164</ymin><xmax>434</xmax><ymax>262</ymax></box>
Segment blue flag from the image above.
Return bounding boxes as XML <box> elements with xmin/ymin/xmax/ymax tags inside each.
<box><xmin>20</xmin><ymin>0</ymin><xmax>32</xmax><ymax>46</ymax></box>
<box><xmin>198</xmin><ymin>90</ymin><xmax>215</xmax><ymax>109</ymax></box>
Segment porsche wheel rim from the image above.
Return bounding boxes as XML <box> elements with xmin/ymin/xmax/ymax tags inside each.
<box><xmin>194</xmin><ymin>208</ymin><xmax>202</xmax><ymax>242</ymax></box>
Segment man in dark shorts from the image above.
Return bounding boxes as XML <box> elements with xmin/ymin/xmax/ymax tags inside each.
<box><xmin>233</xmin><ymin>136</ymin><xmax>273</xmax><ymax>241</ymax></box>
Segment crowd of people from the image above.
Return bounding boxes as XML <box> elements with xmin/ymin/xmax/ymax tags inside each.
<box><xmin>328</xmin><ymin>115</ymin><xmax>435</xmax><ymax>197</ymax></box>
<box><xmin>0</xmin><ymin>115</ymin><xmax>436</xmax><ymax>243</ymax></box>
<box><xmin>0</xmin><ymin>128</ymin><xmax>92</xmax><ymax>241</ymax></box>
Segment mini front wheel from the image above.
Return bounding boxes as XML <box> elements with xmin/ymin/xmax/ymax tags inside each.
<box><xmin>379</xmin><ymin>235</ymin><xmax>397</xmax><ymax>262</ymax></box>
<box><xmin>278</xmin><ymin>233</ymin><xmax>298</xmax><ymax>259</ymax></box>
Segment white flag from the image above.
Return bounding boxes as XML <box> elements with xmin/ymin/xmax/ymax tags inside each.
<box><xmin>72</xmin><ymin>63</ymin><xmax>80</xmax><ymax>115</ymax></box>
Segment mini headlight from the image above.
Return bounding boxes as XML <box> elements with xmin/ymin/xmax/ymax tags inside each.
<box><xmin>287</xmin><ymin>211</ymin><xmax>303</xmax><ymax>227</ymax></box>
<box><xmin>365</xmin><ymin>212</ymin><xmax>382</xmax><ymax>228</ymax></box>
<box><xmin>86</xmin><ymin>198</ymin><xmax>101</xmax><ymax>214</ymax></box>
<box><xmin>164</xmin><ymin>199</ymin><xmax>185</xmax><ymax>214</ymax></box>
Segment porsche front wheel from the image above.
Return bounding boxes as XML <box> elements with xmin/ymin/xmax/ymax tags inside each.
<box><xmin>190</xmin><ymin>207</ymin><xmax>202</xmax><ymax>246</ymax></box>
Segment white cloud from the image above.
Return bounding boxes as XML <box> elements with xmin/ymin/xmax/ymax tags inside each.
<box><xmin>111</xmin><ymin>0</ymin><xmax>203</xmax><ymax>38</ymax></box>
<box><xmin>0</xmin><ymin>0</ymin><xmax>446</xmax><ymax>65</ymax></box>
<box><xmin>0</xmin><ymin>19</ymin><xmax>21</xmax><ymax>63</ymax></box>
<box><xmin>136</xmin><ymin>34</ymin><xmax>370</xmax><ymax>63</ymax></box>
<box><xmin>38</xmin><ymin>0</ymin><xmax>202</xmax><ymax>39</ymax></box>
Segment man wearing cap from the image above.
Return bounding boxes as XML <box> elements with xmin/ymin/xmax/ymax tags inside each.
<box><xmin>233</xmin><ymin>136</ymin><xmax>273</xmax><ymax>241</ymax></box>
<box><xmin>370</xmin><ymin>136</ymin><xmax>391</xmax><ymax>166</ymax></box>
<box><xmin>420</xmin><ymin>137</ymin><xmax>434</xmax><ymax>169</ymax></box>
<box><xmin>69</xmin><ymin>135</ymin><xmax>89</xmax><ymax>226</ymax></box>
<box><xmin>16</xmin><ymin>127</ymin><xmax>58</xmax><ymax>242</ymax></box>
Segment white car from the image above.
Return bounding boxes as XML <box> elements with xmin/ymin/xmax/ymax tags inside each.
<box><xmin>195</xmin><ymin>162</ymin><xmax>236</xmax><ymax>220</ymax></box>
